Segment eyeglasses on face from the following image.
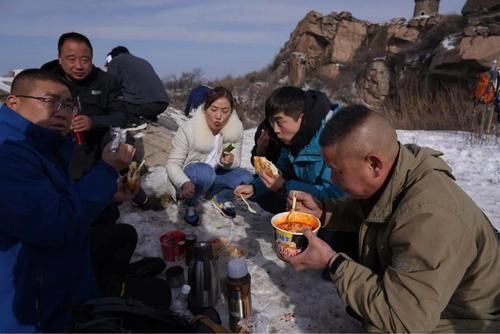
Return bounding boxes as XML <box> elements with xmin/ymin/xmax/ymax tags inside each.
<box><xmin>15</xmin><ymin>95</ymin><xmax>76</xmax><ymax>113</ymax></box>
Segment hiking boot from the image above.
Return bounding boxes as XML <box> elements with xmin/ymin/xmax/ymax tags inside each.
<box><xmin>183</xmin><ymin>206</ymin><xmax>199</xmax><ymax>226</ymax></box>
<box><xmin>211</xmin><ymin>197</ymin><xmax>236</xmax><ymax>219</ymax></box>
<box><xmin>127</xmin><ymin>257</ymin><xmax>166</xmax><ymax>278</ymax></box>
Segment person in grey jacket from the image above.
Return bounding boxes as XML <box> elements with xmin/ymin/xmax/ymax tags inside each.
<box><xmin>105</xmin><ymin>46</ymin><xmax>169</xmax><ymax>124</ymax></box>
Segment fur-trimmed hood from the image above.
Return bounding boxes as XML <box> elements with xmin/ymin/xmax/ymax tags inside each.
<box><xmin>189</xmin><ymin>105</ymin><xmax>243</xmax><ymax>153</ymax></box>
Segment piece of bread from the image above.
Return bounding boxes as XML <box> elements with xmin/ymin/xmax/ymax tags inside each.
<box><xmin>127</xmin><ymin>161</ymin><xmax>140</xmax><ymax>192</ymax></box>
<box><xmin>253</xmin><ymin>156</ymin><xmax>279</xmax><ymax>178</ymax></box>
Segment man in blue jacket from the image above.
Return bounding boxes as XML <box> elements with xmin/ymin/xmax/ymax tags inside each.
<box><xmin>0</xmin><ymin>69</ymin><xmax>135</xmax><ymax>332</ymax></box>
<box><xmin>235</xmin><ymin>86</ymin><xmax>343</xmax><ymax>213</ymax></box>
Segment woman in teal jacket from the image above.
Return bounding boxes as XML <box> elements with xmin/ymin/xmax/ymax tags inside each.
<box><xmin>235</xmin><ymin>86</ymin><xmax>343</xmax><ymax>213</ymax></box>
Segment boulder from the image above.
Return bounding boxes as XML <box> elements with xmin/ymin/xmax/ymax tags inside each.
<box><xmin>462</xmin><ymin>0</ymin><xmax>500</xmax><ymax>16</ymax></box>
<box><xmin>288</xmin><ymin>52</ymin><xmax>308</xmax><ymax>87</ymax></box>
<box><xmin>317</xmin><ymin>63</ymin><xmax>342</xmax><ymax>81</ymax></box>
<box><xmin>329</xmin><ymin>20</ymin><xmax>368</xmax><ymax>63</ymax></box>
<box><xmin>430</xmin><ymin>35</ymin><xmax>500</xmax><ymax>76</ymax></box>
<box><xmin>387</xmin><ymin>24</ymin><xmax>420</xmax><ymax>54</ymax></box>
<box><xmin>357</xmin><ymin>59</ymin><xmax>391</xmax><ymax>107</ymax></box>
<box><xmin>135</xmin><ymin>120</ymin><xmax>174</xmax><ymax>168</ymax></box>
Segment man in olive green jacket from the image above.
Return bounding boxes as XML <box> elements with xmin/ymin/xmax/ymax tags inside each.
<box><xmin>286</xmin><ymin>105</ymin><xmax>499</xmax><ymax>332</ymax></box>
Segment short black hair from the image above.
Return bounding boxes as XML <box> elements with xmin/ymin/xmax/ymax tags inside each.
<box><xmin>108</xmin><ymin>46</ymin><xmax>130</xmax><ymax>58</ymax></box>
<box><xmin>265</xmin><ymin>86</ymin><xmax>305</xmax><ymax>120</ymax></box>
<box><xmin>57</xmin><ymin>32</ymin><xmax>93</xmax><ymax>55</ymax></box>
<box><xmin>11</xmin><ymin>68</ymin><xmax>69</xmax><ymax>95</ymax></box>
<box><xmin>319</xmin><ymin>104</ymin><xmax>373</xmax><ymax>147</ymax></box>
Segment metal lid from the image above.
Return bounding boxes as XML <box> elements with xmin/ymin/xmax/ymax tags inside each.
<box><xmin>165</xmin><ymin>266</ymin><xmax>185</xmax><ymax>288</ymax></box>
<box><xmin>194</xmin><ymin>241</ymin><xmax>213</xmax><ymax>260</ymax></box>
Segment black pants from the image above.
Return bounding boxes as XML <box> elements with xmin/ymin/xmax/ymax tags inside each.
<box><xmin>89</xmin><ymin>224</ymin><xmax>172</xmax><ymax>307</ymax></box>
<box><xmin>90</xmin><ymin>224</ymin><xmax>137</xmax><ymax>295</ymax></box>
<box><xmin>254</xmin><ymin>191</ymin><xmax>287</xmax><ymax>214</ymax></box>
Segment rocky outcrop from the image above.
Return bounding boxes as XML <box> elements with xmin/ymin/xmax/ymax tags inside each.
<box><xmin>288</xmin><ymin>52</ymin><xmax>307</xmax><ymax>87</ymax></box>
<box><xmin>137</xmin><ymin>114</ymin><xmax>175</xmax><ymax>167</ymax></box>
<box><xmin>278</xmin><ymin>11</ymin><xmax>369</xmax><ymax>86</ymax></box>
<box><xmin>462</xmin><ymin>0</ymin><xmax>500</xmax><ymax>35</ymax></box>
<box><xmin>357</xmin><ymin>59</ymin><xmax>391</xmax><ymax>107</ymax></box>
<box><xmin>230</xmin><ymin>1</ymin><xmax>500</xmax><ymax>122</ymax></box>
<box><xmin>429</xmin><ymin>0</ymin><xmax>500</xmax><ymax>75</ymax></box>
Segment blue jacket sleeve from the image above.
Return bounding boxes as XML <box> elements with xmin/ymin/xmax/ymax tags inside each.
<box><xmin>0</xmin><ymin>147</ymin><xmax>118</xmax><ymax>248</ymax></box>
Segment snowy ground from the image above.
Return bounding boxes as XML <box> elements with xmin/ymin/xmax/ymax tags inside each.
<box><xmin>119</xmin><ymin>110</ymin><xmax>499</xmax><ymax>333</ymax></box>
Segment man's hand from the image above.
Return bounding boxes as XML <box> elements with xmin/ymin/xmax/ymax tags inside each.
<box><xmin>102</xmin><ymin>143</ymin><xmax>135</xmax><ymax>172</ymax></box>
<box><xmin>220</xmin><ymin>152</ymin><xmax>234</xmax><ymax>167</ymax></box>
<box><xmin>287</xmin><ymin>191</ymin><xmax>323</xmax><ymax>219</ymax></box>
<box><xmin>113</xmin><ymin>176</ymin><xmax>140</xmax><ymax>203</ymax></box>
<box><xmin>234</xmin><ymin>184</ymin><xmax>254</xmax><ymax>199</ymax></box>
<box><xmin>283</xmin><ymin>229</ymin><xmax>336</xmax><ymax>271</ymax></box>
<box><xmin>71</xmin><ymin>114</ymin><xmax>93</xmax><ymax>132</ymax></box>
<box><xmin>258</xmin><ymin>170</ymin><xmax>284</xmax><ymax>192</ymax></box>
<box><xmin>181</xmin><ymin>181</ymin><xmax>196</xmax><ymax>199</ymax></box>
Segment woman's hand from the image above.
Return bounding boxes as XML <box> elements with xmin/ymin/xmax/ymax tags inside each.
<box><xmin>287</xmin><ymin>191</ymin><xmax>323</xmax><ymax>219</ymax></box>
<box><xmin>220</xmin><ymin>152</ymin><xmax>234</xmax><ymax>167</ymax></box>
<box><xmin>258</xmin><ymin>170</ymin><xmax>285</xmax><ymax>192</ymax></box>
<box><xmin>180</xmin><ymin>181</ymin><xmax>196</xmax><ymax>199</ymax></box>
<box><xmin>234</xmin><ymin>184</ymin><xmax>254</xmax><ymax>199</ymax></box>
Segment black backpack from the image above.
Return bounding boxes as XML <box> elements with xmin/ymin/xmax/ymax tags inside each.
<box><xmin>71</xmin><ymin>297</ymin><xmax>227</xmax><ymax>333</ymax></box>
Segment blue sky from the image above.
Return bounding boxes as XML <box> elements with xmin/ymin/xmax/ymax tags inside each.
<box><xmin>0</xmin><ymin>0</ymin><xmax>465</xmax><ymax>80</ymax></box>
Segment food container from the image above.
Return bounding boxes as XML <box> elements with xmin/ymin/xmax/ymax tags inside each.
<box><xmin>160</xmin><ymin>230</ymin><xmax>186</xmax><ymax>262</ymax></box>
<box><xmin>270</xmin><ymin>211</ymin><xmax>320</xmax><ymax>257</ymax></box>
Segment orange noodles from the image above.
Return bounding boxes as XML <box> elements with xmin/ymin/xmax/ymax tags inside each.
<box><xmin>275</xmin><ymin>212</ymin><xmax>319</xmax><ymax>233</ymax></box>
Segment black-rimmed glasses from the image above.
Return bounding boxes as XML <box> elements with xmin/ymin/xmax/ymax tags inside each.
<box><xmin>15</xmin><ymin>95</ymin><xmax>76</xmax><ymax>113</ymax></box>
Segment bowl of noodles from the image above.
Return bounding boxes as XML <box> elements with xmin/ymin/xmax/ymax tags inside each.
<box><xmin>271</xmin><ymin>211</ymin><xmax>321</xmax><ymax>257</ymax></box>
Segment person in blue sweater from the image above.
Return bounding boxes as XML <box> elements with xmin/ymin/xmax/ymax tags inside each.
<box><xmin>235</xmin><ymin>86</ymin><xmax>343</xmax><ymax>213</ymax></box>
<box><xmin>0</xmin><ymin>69</ymin><xmax>135</xmax><ymax>332</ymax></box>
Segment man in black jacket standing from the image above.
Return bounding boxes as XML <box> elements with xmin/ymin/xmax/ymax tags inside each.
<box><xmin>105</xmin><ymin>45</ymin><xmax>169</xmax><ymax>124</ymax></box>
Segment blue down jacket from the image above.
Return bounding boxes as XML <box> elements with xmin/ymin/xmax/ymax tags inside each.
<box><xmin>252</xmin><ymin>109</ymin><xmax>343</xmax><ymax>200</ymax></box>
<box><xmin>0</xmin><ymin>105</ymin><xmax>118</xmax><ymax>332</ymax></box>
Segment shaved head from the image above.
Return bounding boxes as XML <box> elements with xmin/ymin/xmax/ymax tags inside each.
<box><xmin>320</xmin><ymin>105</ymin><xmax>398</xmax><ymax>162</ymax></box>
<box><xmin>319</xmin><ymin>105</ymin><xmax>399</xmax><ymax>198</ymax></box>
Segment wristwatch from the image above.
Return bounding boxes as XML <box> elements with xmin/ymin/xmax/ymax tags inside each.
<box><xmin>328</xmin><ymin>254</ymin><xmax>347</xmax><ymax>276</ymax></box>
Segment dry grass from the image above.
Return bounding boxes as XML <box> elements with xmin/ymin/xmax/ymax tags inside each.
<box><xmin>383</xmin><ymin>73</ymin><xmax>477</xmax><ymax>131</ymax></box>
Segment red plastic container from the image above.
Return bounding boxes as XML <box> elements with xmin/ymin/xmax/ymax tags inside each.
<box><xmin>160</xmin><ymin>230</ymin><xmax>186</xmax><ymax>262</ymax></box>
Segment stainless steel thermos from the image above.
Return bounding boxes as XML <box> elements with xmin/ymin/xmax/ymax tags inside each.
<box><xmin>224</xmin><ymin>258</ymin><xmax>252</xmax><ymax>332</ymax></box>
<box><xmin>188</xmin><ymin>241</ymin><xmax>219</xmax><ymax>308</ymax></box>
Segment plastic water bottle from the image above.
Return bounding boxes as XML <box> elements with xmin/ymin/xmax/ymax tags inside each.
<box><xmin>170</xmin><ymin>284</ymin><xmax>192</xmax><ymax>320</ymax></box>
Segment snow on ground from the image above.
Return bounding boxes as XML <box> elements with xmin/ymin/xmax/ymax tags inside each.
<box><xmin>119</xmin><ymin>111</ymin><xmax>499</xmax><ymax>333</ymax></box>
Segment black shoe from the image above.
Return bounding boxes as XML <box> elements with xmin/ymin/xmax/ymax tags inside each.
<box><xmin>127</xmin><ymin>257</ymin><xmax>166</xmax><ymax>278</ymax></box>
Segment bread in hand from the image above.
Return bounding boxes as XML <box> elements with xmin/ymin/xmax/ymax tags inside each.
<box><xmin>253</xmin><ymin>156</ymin><xmax>279</xmax><ymax>178</ymax></box>
<box><xmin>127</xmin><ymin>161</ymin><xmax>140</xmax><ymax>192</ymax></box>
